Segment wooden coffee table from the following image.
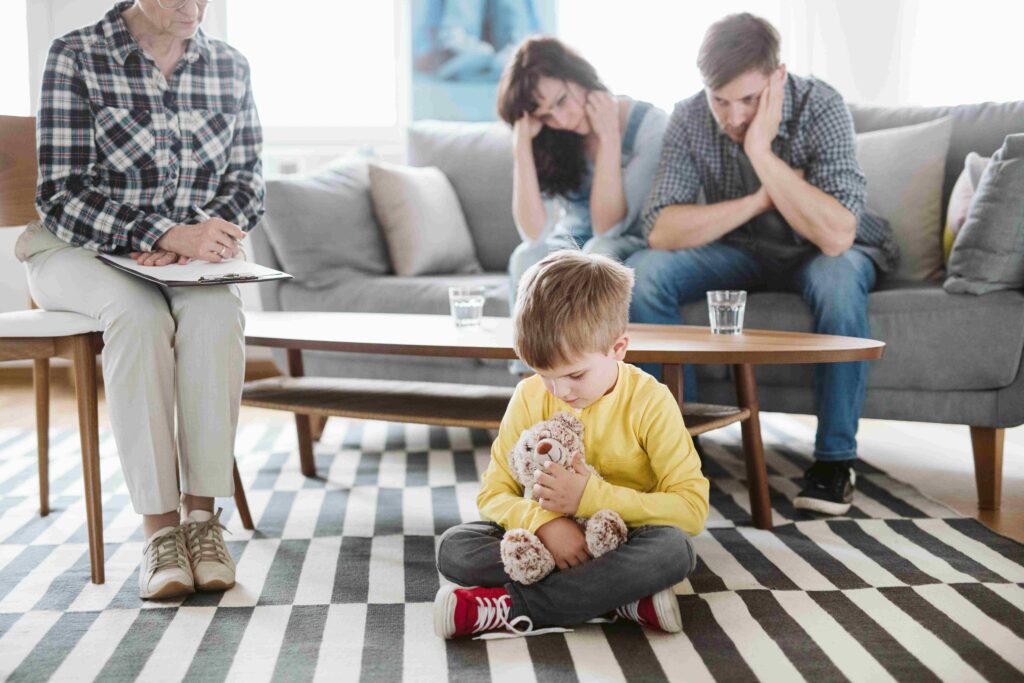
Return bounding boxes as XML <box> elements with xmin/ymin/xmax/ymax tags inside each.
<box><xmin>242</xmin><ymin>311</ymin><xmax>884</xmax><ymax>529</ymax></box>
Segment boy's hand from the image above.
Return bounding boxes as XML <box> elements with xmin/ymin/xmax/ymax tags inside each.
<box><xmin>535</xmin><ymin>517</ymin><xmax>591</xmax><ymax>569</ymax></box>
<box><xmin>533</xmin><ymin>454</ymin><xmax>591</xmax><ymax>515</ymax></box>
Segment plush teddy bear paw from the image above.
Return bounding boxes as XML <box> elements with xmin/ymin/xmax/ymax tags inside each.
<box><xmin>585</xmin><ymin>509</ymin><xmax>628</xmax><ymax>558</ymax></box>
<box><xmin>500</xmin><ymin>529</ymin><xmax>556</xmax><ymax>585</ymax></box>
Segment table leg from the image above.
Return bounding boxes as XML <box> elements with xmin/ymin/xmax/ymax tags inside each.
<box><xmin>287</xmin><ymin>349</ymin><xmax>317</xmax><ymax>478</ymax></box>
<box><xmin>661</xmin><ymin>364</ymin><xmax>685</xmax><ymax>412</ymax></box>
<box><xmin>734</xmin><ymin>363</ymin><xmax>772</xmax><ymax>530</ymax></box>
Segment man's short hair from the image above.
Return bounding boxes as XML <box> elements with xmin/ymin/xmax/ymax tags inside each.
<box><xmin>514</xmin><ymin>250</ymin><xmax>635</xmax><ymax>371</ymax></box>
<box><xmin>698</xmin><ymin>13</ymin><xmax>781</xmax><ymax>91</ymax></box>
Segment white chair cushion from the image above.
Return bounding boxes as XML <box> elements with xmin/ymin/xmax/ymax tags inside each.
<box><xmin>0</xmin><ymin>310</ymin><xmax>103</xmax><ymax>338</ymax></box>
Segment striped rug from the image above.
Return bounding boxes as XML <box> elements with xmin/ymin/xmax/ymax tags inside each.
<box><xmin>0</xmin><ymin>415</ymin><xmax>1021</xmax><ymax>682</ymax></box>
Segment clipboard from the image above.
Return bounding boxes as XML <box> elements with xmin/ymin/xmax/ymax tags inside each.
<box><xmin>97</xmin><ymin>254</ymin><xmax>292</xmax><ymax>287</ymax></box>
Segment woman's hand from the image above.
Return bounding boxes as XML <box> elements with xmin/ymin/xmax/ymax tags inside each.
<box><xmin>513</xmin><ymin>112</ymin><xmax>543</xmax><ymax>148</ymax></box>
<box><xmin>585</xmin><ymin>90</ymin><xmax>620</xmax><ymax>144</ymax></box>
<box><xmin>155</xmin><ymin>218</ymin><xmax>246</xmax><ymax>263</ymax></box>
<box><xmin>129</xmin><ymin>250</ymin><xmax>190</xmax><ymax>266</ymax></box>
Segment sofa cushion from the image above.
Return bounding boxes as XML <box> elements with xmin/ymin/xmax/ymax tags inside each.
<box><xmin>261</xmin><ymin>158</ymin><xmax>391</xmax><ymax>287</ymax></box>
<box><xmin>856</xmin><ymin>117</ymin><xmax>953</xmax><ymax>281</ymax></box>
<box><xmin>943</xmin><ymin>152</ymin><xmax>990</xmax><ymax>262</ymax></box>
<box><xmin>407</xmin><ymin>121</ymin><xmax>520</xmax><ymax>273</ymax></box>
<box><xmin>944</xmin><ymin>134</ymin><xmax>1024</xmax><ymax>295</ymax></box>
<box><xmin>278</xmin><ymin>272</ymin><xmax>511</xmax><ymax>318</ymax></box>
<box><xmin>850</xmin><ymin>100</ymin><xmax>1024</xmax><ymax>217</ymax></box>
<box><xmin>368</xmin><ymin>161</ymin><xmax>482</xmax><ymax>277</ymax></box>
<box><xmin>681</xmin><ymin>285</ymin><xmax>1024</xmax><ymax>392</ymax></box>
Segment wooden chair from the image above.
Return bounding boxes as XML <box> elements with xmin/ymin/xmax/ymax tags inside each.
<box><xmin>0</xmin><ymin>115</ymin><xmax>253</xmax><ymax>584</ymax></box>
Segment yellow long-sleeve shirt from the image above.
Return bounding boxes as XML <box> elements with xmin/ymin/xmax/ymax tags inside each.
<box><xmin>477</xmin><ymin>362</ymin><xmax>710</xmax><ymax>537</ymax></box>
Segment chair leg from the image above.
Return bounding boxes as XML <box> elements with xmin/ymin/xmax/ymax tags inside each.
<box><xmin>232</xmin><ymin>460</ymin><xmax>254</xmax><ymax>530</ymax></box>
<box><xmin>71</xmin><ymin>335</ymin><xmax>105</xmax><ymax>584</ymax></box>
<box><xmin>969</xmin><ymin>426</ymin><xmax>1004</xmax><ymax>511</ymax></box>
<box><xmin>33</xmin><ymin>358</ymin><xmax>50</xmax><ymax>517</ymax></box>
<box><xmin>310</xmin><ymin>415</ymin><xmax>327</xmax><ymax>443</ymax></box>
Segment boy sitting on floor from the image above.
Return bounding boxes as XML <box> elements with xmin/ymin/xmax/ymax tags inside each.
<box><xmin>434</xmin><ymin>250</ymin><xmax>710</xmax><ymax>638</ymax></box>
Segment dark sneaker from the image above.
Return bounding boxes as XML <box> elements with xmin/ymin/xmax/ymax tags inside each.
<box><xmin>793</xmin><ymin>460</ymin><xmax>856</xmax><ymax>515</ymax></box>
<box><xmin>612</xmin><ymin>587</ymin><xmax>682</xmax><ymax>633</ymax></box>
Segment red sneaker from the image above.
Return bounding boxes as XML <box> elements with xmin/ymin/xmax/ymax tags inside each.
<box><xmin>614</xmin><ymin>588</ymin><xmax>682</xmax><ymax>633</ymax></box>
<box><xmin>434</xmin><ymin>585</ymin><xmax>520</xmax><ymax>639</ymax></box>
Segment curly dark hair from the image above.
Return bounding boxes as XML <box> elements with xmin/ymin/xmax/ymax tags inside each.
<box><xmin>497</xmin><ymin>37</ymin><xmax>607</xmax><ymax>198</ymax></box>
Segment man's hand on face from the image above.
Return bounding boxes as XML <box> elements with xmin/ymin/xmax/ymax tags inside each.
<box><xmin>743</xmin><ymin>67</ymin><xmax>786</xmax><ymax>160</ymax></box>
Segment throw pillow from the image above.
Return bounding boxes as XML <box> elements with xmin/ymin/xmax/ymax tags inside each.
<box><xmin>856</xmin><ymin>116</ymin><xmax>953</xmax><ymax>281</ymax></box>
<box><xmin>261</xmin><ymin>157</ymin><xmax>391</xmax><ymax>286</ymax></box>
<box><xmin>942</xmin><ymin>152</ymin><xmax>990</xmax><ymax>263</ymax></box>
<box><xmin>368</xmin><ymin>161</ymin><xmax>482</xmax><ymax>277</ymax></box>
<box><xmin>944</xmin><ymin>133</ymin><xmax>1024</xmax><ymax>295</ymax></box>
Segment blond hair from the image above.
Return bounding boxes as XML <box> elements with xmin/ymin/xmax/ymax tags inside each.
<box><xmin>513</xmin><ymin>250</ymin><xmax>635</xmax><ymax>370</ymax></box>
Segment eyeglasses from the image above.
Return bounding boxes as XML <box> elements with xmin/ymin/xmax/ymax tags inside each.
<box><xmin>155</xmin><ymin>0</ymin><xmax>213</xmax><ymax>10</ymax></box>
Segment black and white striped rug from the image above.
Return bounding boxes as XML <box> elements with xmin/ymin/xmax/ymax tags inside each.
<box><xmin>0</xmin><ymin>415</ymin><xmax>1021</xmax><ymax>682</ymax></box>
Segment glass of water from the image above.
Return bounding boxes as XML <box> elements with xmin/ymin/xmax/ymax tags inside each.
<box><xmin>706</xmin><ymin>290</ymin><xmax>747</xmax><ymax>334</ymax></box>
<box><xmin>448</xmin><ymin>285</ymin><xmax>486</xmax><ymax>327</ymax></box>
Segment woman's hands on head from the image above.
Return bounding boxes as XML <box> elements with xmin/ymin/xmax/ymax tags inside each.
<box><xmin>152</xmin><ymin>217</ymin><xmax>246</xmax><ymax>264</ymax></box>
<box><xmin>513</xmin><ymin>112</ymin><xmax>543</xmax><ymax>148</ymax></box>
<box><xmin>585</xmin><ymin>90</ymin><xmax>620</xmax><ymax>144</ymax></box>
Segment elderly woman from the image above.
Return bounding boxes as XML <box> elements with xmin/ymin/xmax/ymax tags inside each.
<box><xmin>17</xmin><ymin>0</ymin><xmax>264</xmax><ymax>599</ymax></box>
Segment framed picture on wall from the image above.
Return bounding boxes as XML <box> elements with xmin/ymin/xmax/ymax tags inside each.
<box><xmin>411</xmin><ymin>0</ymin><xmax>558</xmax><ymax>121</ymax></box>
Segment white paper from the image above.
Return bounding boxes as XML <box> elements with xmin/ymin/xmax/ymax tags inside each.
<box><xmin>98</xmin><ymin>254</ymin><xmax>287</xmax><ymax>283</ymax></box>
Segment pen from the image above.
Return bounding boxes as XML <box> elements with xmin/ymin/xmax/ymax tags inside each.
<box><xmin>191</xmin><ymin>204</ymin><xmax>242</xmax><ymax>244</ymax></box>
<box><xmin>191</xmin><ymin>204</ymin><xmax>213</xmax><ymax>221</ymax></box>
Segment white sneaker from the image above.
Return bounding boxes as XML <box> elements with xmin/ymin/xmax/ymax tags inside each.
<box><xmin>139</xmin><ymin>525</ymin><xmax>194</xmax><ymax>600</ymax></box>
<box><xmin>183</xmin><ymin>508</ymin><xmax>235</xmax><ymax>591</ymax></box>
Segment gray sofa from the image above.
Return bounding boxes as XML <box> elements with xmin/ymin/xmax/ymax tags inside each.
<box><xmin>251</xmin><ymin>101</ymin><xmax>1024</xmax><ymax>509</ymax></box>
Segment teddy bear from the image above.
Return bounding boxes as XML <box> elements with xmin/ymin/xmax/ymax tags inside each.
<box><xmin>499</xmin><ymin>412</ymin><xmax>628</xmax><ymax>585</ymax></box>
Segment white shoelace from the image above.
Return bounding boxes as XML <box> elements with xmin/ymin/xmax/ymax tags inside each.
<box><xmin>472</xmin><ymin>595</ymin><xmax>572</xmax><ymax>641</ymax></box>
<box><xmin>145</xmin><ymin>528</ymin><xmax>189</xmax><ymax>577</ymax></box>
<box><xmin>614</xmin><ymin>600</ymin><xmax>646</xmax><ymax>625</ymax></box>
<box><xmin>185</xmin><ymin>508</ymin><xmax>232</xmax><ymax>565</ymax></box>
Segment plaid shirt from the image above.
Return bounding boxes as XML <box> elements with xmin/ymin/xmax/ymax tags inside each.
<box><xmin>641</xmin><ymin>74</ymin><xmax>898</xmax><ymax>271</ymax></box>
<box><xmin>35</xmin><ymin>1</ymin><xmax>265</xmax><ymax>254</ymax></box>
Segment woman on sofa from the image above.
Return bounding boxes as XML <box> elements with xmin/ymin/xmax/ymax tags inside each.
<box><xmin>497</xmin><ymin>37</ymin><xmax>667</xmax><ymax>325</ymax></box>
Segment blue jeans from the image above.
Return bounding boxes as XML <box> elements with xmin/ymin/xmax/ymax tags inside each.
<box><xmin>626</xmin><ymin>243</ymin><xmax>878</xmax><ymax>461</ymax></box>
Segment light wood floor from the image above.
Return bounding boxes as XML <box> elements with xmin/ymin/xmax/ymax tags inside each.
<box><xmin>2</xmin><ymin>378</ymin><xmax>1021</xmax><ymax>542</ymax></box>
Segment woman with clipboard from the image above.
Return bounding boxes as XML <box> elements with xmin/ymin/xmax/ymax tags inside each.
<box><xmin>16</xmin><ymin>0</ymin><xmax>264</xmax><ymax>600</ymax></box>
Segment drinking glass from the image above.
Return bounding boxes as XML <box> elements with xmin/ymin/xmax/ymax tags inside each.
<box><xmin>448</xmin><ymin>285</ymin><xmax>486</xmax><ymax>327</ymax></box>
<box><xmin>706</xmin><ymin>290</ymin><xmax>747</xmax><ymax>334</ymax></box>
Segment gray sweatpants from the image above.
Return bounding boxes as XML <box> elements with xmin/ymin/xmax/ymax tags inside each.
<box><xmin>18</xmin><ymin>223</ymin><xmax>244</xmax><ymax>515</ymax></box>
<box><xmin>436</xmin><ymin>521</ymin><xmax>697</xmax><ymax>627</ymax></box>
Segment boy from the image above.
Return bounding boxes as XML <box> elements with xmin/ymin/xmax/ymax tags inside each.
<box><xmin>434</xmin><ymin>250</ymin><xmax>710</xmax><ymax>639</ymax></box>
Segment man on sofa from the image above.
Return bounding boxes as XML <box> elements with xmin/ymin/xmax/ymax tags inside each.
<box><xmin>626</xmin><ymin>13</ymin><xmax>898</xmax><ymax>515</ymax></box>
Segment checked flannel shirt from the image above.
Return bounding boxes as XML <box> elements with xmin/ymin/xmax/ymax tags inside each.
<box><xmin>641</xmin><ymin>74</ymin><xmax>899</xmax><ymax>272</ymax></box>
<box><xmin>35</xmin><ymin>1</ymin><xmax>265</xmax><ymax>254</ymax></box>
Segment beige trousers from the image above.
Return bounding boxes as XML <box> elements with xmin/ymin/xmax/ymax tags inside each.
<box><xmin>18</xmin><ymin>224</ymin><xmax>245</xmax><ymax>514</ymax></box>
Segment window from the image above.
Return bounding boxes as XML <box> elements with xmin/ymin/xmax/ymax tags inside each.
<box><xmin>1</xmin><ymin>1</ymin><xmax>31</xmax><ymax>116</ymax></box>
<box><xmin>557</xmin><ymin>1</ymin><xmax>785</xmax><ymax>113</ymax></box>
<box><xmin>224</xmin><ymin>0</ymin><xmax>404</xmax><ymax>146</ymax></box>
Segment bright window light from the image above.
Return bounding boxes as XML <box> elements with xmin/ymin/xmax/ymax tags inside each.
<box><xmin>225</xmin><ymin>0</ymin><xmax>398</xmax><ymax>128</ymax></box>
<box><xmin>1</xmin><ymin>1</ymin><xmax>31</xmax><ymax>116</ymax></box>
<box><xmin>557</xmin><ymin>1</ymin><xmax>785</xmax><ymax>113</ymax></box>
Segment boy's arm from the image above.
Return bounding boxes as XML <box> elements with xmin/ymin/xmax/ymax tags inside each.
<box><xmin>575</xmin><ymin>388</ymin><xmax>710</xmax><ymax>536</ymax></box>
<box><xmin>476</xmin><ymin>384</ymin><xmax>562</xmax><ymax>533</ymax></box>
